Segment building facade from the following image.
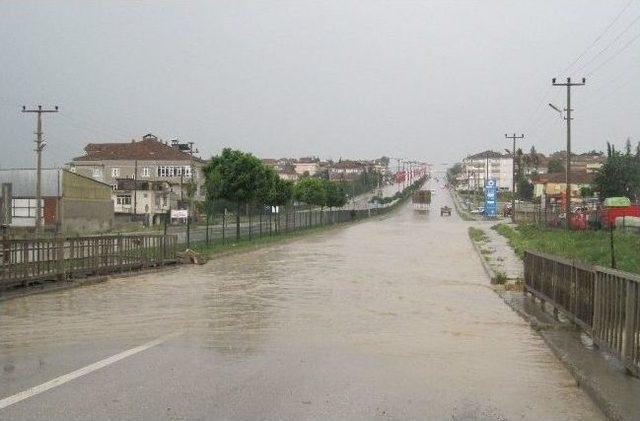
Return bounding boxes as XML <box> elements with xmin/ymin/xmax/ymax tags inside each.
<box><xmin>0</xmin><ymin>168</ymin><xmax>114</xmax><ymax>233</ymax></box>
<box><xmin>459</xmin><ymin>151</ymin><xmax>514</xmax><ymax>192</ymax></box>
<box><xmin>293</xmin><ymin>158</ymin><xmax>320</xmax><ymax>176</ymax></box>
<box><xmin>69</xmin><ymin>134</ymin><xmax>206</xmax><ymax>224</ymax></box>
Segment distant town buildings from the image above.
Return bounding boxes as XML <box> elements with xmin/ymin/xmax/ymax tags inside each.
<box><xmin>532</xmin><ymin>172</ymin><xmax>596</xmax><ymax>201</ymax></box>
<box><xmin>329</xmin><ymin>160</ymin><xmax>367</xmax><ymax>181</ymax></box>
<box><xmin>456</xmin><ymin>148</ymin><xmax>605</xmax><ymax>204</ymax></box>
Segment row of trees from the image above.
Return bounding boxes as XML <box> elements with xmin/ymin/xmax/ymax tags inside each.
<box><xmin>203</xmin><ymin>148</ymin><xmax>347</xmax><ymax>239</ymax></box>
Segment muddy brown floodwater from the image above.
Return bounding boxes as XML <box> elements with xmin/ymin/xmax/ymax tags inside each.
<box><xmin>0</xmin><ymin>182</ymin><xmax>603</xmax><ymax>420</ymax></box>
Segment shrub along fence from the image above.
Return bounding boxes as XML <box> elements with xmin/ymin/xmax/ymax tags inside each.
<box><xmin>524</xmin><ymin>250</ymin><xmax>640</xmax><ymax>377</ymax></box>
<box><xmin>0</xmin><ymin>234</ymin><xmax>178</xmax><ymax>291</ymax></box>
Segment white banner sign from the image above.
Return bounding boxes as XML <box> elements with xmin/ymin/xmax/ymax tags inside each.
<box><xmin>171</xmin><ymin>209</ymin><xmax>189</xmax><ymax>219</ymax></box>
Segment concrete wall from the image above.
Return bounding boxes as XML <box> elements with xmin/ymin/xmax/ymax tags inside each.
<box><xmin>61</xmin><ymin>171</ymin><xmax>114</xmax><ymax>233</ymax></box>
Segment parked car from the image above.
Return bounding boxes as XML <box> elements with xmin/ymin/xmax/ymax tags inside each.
<box><xmin>471</xmin><ymin>207</ymin><xmax>485</xmax><ymax>215</ymax></box>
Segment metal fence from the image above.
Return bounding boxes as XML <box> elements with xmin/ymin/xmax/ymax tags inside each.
<box><xmin>524</xmin><ymin>250</ymin><xmax>640</xmax><ymax>376</ymax></box>
<box><xmin>169</xmin><ymin>202</ymin><xmax>400</xmax><ymax>246</ymax></box>
<box><xmin>0</xmin><ymin>234</ymin><xmax>178</xmax><ymax>290</ymax></box>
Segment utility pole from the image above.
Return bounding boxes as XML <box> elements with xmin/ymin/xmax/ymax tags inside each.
<box><xmin>22</xmin><ymin>105</ymin><xmax>58</xmax><ymax>235</ymax></box>
<box><xmin>133</xmin><ymin>159</ymin><xmax>138</xmax><ymax>222</ymax></box>
<box><xmin>552</xmin><ymin>77</ymin><xmax>586</xmax><ymax>229</ymax></box>
<box><xmin>185</xmin><ymin>141</ymin><xmax>198</xmax><ymax>248</ymax></box>
<box><xmin>505</xmin><ymin>133</ymin><xmax>525</xmax><ymax>223</ymax></box>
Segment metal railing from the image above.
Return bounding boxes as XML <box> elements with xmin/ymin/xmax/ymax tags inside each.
<box><xmin>524</xmin><ymin>250</ymin><xmax>640</xmax><ymax>376</ymax></box>
<box><xmin>1</xmin><ymin>234</ymin><xmax>178</xmax><ymax>290</ymax></box>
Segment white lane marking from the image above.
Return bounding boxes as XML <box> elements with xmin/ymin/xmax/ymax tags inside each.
<box><xmin>0</xmin><ymin>331</ymin><xmax>181</xmax><ymax>410</ymax></box>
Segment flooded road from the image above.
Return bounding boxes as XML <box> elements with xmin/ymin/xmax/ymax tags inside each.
<box><xmin>0</xmin><ymin>182</ymin><xmax>602</xmax><ymax>420</ymax></box>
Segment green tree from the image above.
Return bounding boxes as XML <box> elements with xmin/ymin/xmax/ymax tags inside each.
<box><xmin>323</xmin><ymin>179</ymin><xmax>347</xmax><ymax>208</ymax></box>
<box><xmin>447</xmin><ymin>163</ymin><xmax>463</xmax><ymax>187</ymax></box>
<box><xmin>294</xmin><ymin>178</ymin><xmax>326</xmax><ymax>206</ymax></box>
<box><xmin>516</xmin><ymin>175</ymin><xmax>534</xmax><ymax>201</ymax></box>
<box><xmin>594</xmin><ymin>141</ymin><xmax>640</xmax><ymax>201</ymax></box>
<box><xmin>203</xmin><ymin>148</ymin><xmax>269</xmax><ymax>239</ymax></box>
<box><xmin>260</xmin><ymin>169</ymin><xmax>294</xmax><ymax>206</ymax></box>
<box><xmin>547</xmin><ymin>159</ymin><xmax>565</xmax><ymax>174</ymax></box>
<box><xmin>528</xmin><ymin>146</ymin><xmax>540</xmax><ymax>171</ymax></box>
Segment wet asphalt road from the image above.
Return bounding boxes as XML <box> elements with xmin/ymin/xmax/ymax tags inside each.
<box><xmin>0</xmin><ymin>182</ymin><xmax>603</xmax><ymax>420</ymax></box>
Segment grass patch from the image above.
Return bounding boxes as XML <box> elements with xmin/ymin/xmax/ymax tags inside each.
<box><xmin>493</xmin><ymin>271</ymin><xmax>508</xmax><ymax>284</ymax></box>
<box><xmin>468</xmin><ymin>227</ymin><xmax>489</xmax><ymax>243</ymax></box>
<box><xmin>492</xmin><ymin>223</ymin><xmax>640</xmax><ymax>274</ymax></box>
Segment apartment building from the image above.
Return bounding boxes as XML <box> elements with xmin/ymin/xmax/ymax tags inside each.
<box><xmin>459</xmin><ymin>151</ymin><xmax>514</xmax><ymax>191</ymax></box>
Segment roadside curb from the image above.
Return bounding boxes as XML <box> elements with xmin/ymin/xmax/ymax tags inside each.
<box><xmin>469</xmin><ymin>235</ymin><xmax>497</xmax><ymax>282</ymax></box>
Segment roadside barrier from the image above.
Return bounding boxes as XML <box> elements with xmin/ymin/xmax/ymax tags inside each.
<box><xmin>0</xmin><ymin>234</ymin><xmax>178</xmax><ymax>290</ymax></box>
<box><xmin>524</xmin><ymin>250</ymin><xmax>640</xmax><ymax>377</ymax></box>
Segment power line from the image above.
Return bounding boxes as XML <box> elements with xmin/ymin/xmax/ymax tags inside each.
<box><xmin>559</xmin><ymin>0</ymin><xmax>636</xmax><ymax>75</ymax></box>
<box><xmin>575</xmin><ymin>12</ymin><xmax>640</xmax><ymax>73</ymax></box>
<box><xmin>523</xmin><ymin>3</ymin><xmax>638</xmax><ymax>137</ymax></box>
<box><xmin>586</xmin><ymin>28</ymin><xmax>640</xmax><ymax>76</ymax></box>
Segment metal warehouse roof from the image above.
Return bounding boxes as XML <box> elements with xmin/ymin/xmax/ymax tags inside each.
<box><xmin>0</xmin><ymin>168</ymin><xmax>62</xmax><ymax>197</ymax></box>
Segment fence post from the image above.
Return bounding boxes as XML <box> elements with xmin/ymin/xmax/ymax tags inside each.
<box><xmin>117</xmin><ymin>234</ymin><xmax>123</xmax><ymax>269</ymax></box>
<box><xmin>56</xmin><ymin>233</ymin><xmax>65</xmax><ymax>281</ymax></box>
<box><xmin>592</xmin><ymin>271</ymin><xmax>602</xmax><ymax>349</ymax></box>
<box><xmin>623</xmin><ymin>279</ymin><xmax>637</xmax><ymax>372</ymax></box>
<box><xmin>222</xmin><ymin>212</ymin><xmax>226</xmax><ymax>243</ymax></box>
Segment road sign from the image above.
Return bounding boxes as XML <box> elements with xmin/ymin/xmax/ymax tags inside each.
<box><xmin>484</xmin><ymin>179</ymin><xmax>498</xmax><ymax>217</ymax></box>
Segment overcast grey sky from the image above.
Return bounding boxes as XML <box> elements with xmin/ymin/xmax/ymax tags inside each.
<box><xmin>1</xmin><ymin>0</ymin><xmax>638</xmax><ymax>167</ymax></box>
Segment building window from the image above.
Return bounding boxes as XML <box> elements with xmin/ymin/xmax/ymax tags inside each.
<box><xmin>92</xmin><ymin>168</ymin><xmax>103</xmax><ymax>180</ymax></box>
<box><xmin>142</xmin><ymin>167</ymin><xmax>150</xmax><ymax>177</ymax></box>
<box><xmin>111</xmin><ymin>168</ymin><xmax>120</xmax><ymax>178</ymax></box>
<box><xmin>116</xmin><ymin>195</ymin><xmax>131</xmax><ymax>205</ymax></box>
<box><xmin>157</xmin><ymin>165</ymin><xmax>191</xmax><ymax>178</ymax></box>
<box><xmin>12</xmin><ymin>198</ymin><xmax>41</xmax><ymax>218</ymax></box>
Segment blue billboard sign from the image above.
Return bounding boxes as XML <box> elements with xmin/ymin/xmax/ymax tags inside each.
<box><xmin>484</xmin><ymin>179</ymin><xmax>498</xmax><ymax>217</ymax></box>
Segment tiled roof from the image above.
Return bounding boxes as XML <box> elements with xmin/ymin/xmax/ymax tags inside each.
<box><xmin>73</xmin><ymin>134</ymin><xmax>205</xmax><ymax>163</ymax></box>
<box><xmin>332</xmin><ymin>160</ymin><xmax>364</xmax><ymax>169</ymax></box>
<box><xmin>466</xmin><ymin>150</ymin><xmax>509</xmax><ymax>160</ymax></box>
<box><xmin>535</xmin><ymin>172</ymin><xmax>595</xmax><ymax>184</ymax></box>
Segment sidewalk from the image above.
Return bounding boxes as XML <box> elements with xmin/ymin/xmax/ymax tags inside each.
<box><xmin>479</xmin><ymin>222</ymin><xmax>523</xmax><ymax>280</ymax></box>
<box><xmin>468</xmin><ymin>219</ymin><xmax>640</xmax><ymax>421</ymax></box>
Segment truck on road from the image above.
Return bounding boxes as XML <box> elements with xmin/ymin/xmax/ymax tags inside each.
<box><xmin>412</xmin><ymin>189</ymin><xmax>431</xmax><ymax>212</ymax></box>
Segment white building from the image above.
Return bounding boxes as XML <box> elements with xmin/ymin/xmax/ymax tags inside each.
<box><xmin>459</xmin><ymin>151</ymin><xmax>513</xmax><ymax>192</ymax></box>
